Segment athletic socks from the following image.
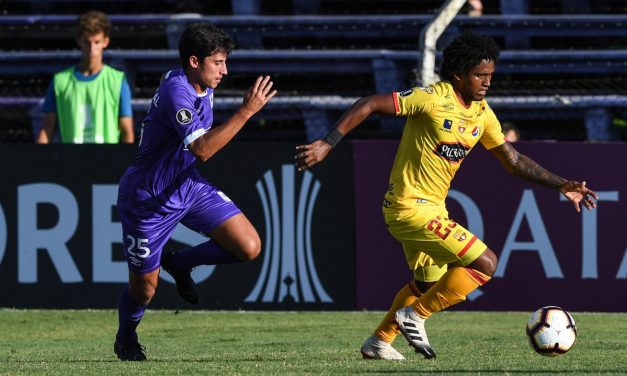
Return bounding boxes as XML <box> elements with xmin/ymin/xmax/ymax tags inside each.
<box><xmin>116</xmin><ymin>285</ymin><xmax>147</xmax><ymax>344</ymax></box>
<box><xmin>169</xmin><ymin>240</ymin><xmax>240</xmax><ymax>271</ymax></box>
<box><xmin>413</xmin><ymin>266</ymin><xmax>491</xmax><ymax>319</ymax></box>
<box><xmin>374</xmin><ymin>280</ymin><xmax>423</xmax><ymax>343</ymax></box>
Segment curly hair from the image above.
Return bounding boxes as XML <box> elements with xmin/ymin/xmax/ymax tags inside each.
<box><xmin>439</xmin><ymin>31</ymin><xmax>500</xmax><ymax>82</ymax></box>
<box><xmin>178</xmin><ymin>23</ymin><xmax>235</xmax><ymax>69</ymax></box>
<box><xmin>75</xmin><ymin>11</ymin><xmax>111</xmax><ymax>38</ymax></box>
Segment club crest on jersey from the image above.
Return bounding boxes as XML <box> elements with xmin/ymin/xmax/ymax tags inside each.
<box><xmin>471</xmin><ymin>126</ymin><xmax>479</xmax><ymax>137</ymax></box>
<box><xmin>399</xmin><ymin>89</ymin><xmax>413</xmax><ymax>97</ymax></box>
<box><xmin>457</xmin><ymin>119</ymin><xmax>467</xmax><ymax>134</ymax></box>
<box><xmin>433</xmin><ymin>142</ymin><xmax>470</xmax><ymax>163</ymax></box>
<box><xmin>453</xmin><ymin>229</ymin><xmax>467</xmax><ymax>241</ymax></box>
<box><xmin>176</xmin><ymin>109</ymin><xmax>193</xmax><ymax>125</ymax></box>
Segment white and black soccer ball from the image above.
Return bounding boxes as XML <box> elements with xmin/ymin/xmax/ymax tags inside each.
<box><xmin>526</xmin><ymin>306</ymin><xmax>577</xmax><ymax>356</ymax></box>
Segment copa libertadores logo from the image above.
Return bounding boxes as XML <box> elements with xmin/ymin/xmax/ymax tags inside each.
<box><xmin>245</xmin><ymin>164</ymin><xmax>333</xmax><ymax>304</ymax></box>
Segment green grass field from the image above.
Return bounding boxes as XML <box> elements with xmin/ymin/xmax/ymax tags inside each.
<box><xmin>0</xmin><ymin>309</ymin><xmax>625</xmax><ymax>375</ymax></box>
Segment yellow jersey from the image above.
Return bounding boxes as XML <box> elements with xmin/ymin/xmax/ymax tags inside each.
<box><xmin>384</xmin><ymin>81</ymin><xmax>505</xmax><ymax>211</ymax></box>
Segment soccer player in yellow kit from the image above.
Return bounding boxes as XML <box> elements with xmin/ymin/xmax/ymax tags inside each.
<box><xmin>294</xmin><ymin>32</ymin><xmax>598</xmax><ymax>360</ymax></box>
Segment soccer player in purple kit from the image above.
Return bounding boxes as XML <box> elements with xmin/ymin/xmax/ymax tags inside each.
<box><xmin>114</xmin><ymin>23</ymin><xmax>277</xmax><ymax>361</ymax></box>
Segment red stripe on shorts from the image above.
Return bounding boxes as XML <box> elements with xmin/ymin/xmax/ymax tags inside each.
<box><xmin>457</xmin><ymin>235</ymin><xmax>477</xmax><ymax>258</ymax></box>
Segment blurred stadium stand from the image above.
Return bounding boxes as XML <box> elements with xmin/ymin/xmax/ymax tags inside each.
<box><xmin>4</xmin><ymin>14</ymin><xmax>627</xmax><ymax>52</ymax></box>
<box><xmin>1</xmin><ymin>0</ymin><xmax>626</xmax><ymax>142</ymax></box>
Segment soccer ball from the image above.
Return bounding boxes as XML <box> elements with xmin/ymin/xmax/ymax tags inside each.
<box><xmin>526</xmin><ymin>306</ymin><xmax>577</xmax><ymax>356</ymax></box>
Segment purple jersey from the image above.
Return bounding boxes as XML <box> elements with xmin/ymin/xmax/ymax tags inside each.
<box><xmin>117</xmin><ymin>69</ymin><xmax>240</xmax><ymax>274</ymax></box>
<box><xmin>119</xmin><ymin>69</ymin><xmax>214</xmax><ymax>208</ymax></box>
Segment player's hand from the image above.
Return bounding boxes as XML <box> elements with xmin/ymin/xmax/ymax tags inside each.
<box><xmin>240</xmin><ymin>76</ymin><xmax>277</xmax><ymax>117</ymax></box>
<box><xmin>295</xmin><ymin>140</ymin><xmax>333</xmax><ymax>171</ymax></box>
<box><xmin>559</xmin><ymin>181</ymin><xmax>598</xmax><ymax>213</ymax></box>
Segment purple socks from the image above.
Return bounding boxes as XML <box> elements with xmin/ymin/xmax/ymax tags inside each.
<box><xmin>170</xmin><ymin>240</ymin><xmax>240</xmax><ymax>270</ymax></box>
<box><xmin>116</xmin><ymin>286</ymin><xmax>147</xmax><ymax>344</ymax></box>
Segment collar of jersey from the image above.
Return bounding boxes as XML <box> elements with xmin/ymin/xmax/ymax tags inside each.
<box><xmin>72</xmin><ymin>66</ymin><xmax>102</xmax><ymax>82</ymax></box>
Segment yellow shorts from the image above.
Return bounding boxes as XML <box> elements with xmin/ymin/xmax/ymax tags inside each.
<box><xmin>383</xmin><ymin>203</ymin><xmax>487</xmax><ymax>282</ymax></box>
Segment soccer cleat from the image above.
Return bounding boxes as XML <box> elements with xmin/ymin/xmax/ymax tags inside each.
<box><xmin>161</xmin><ymin>251</ymin><xmax>199</xmax><ymax>304</ymax></box>
<box><xmin>114</xmin><ymin>339</ymin><xmax>147</xmax><ymax>361</ymax></box>
<box><xmin>393</xmin><ymin>306</ymin><xmax>436</xmax><ymax>359</ymax></box>
<box><xmin>360</xmin><ymin>335</ymin><xmax>405</xmax><ymax>360</ymax></box>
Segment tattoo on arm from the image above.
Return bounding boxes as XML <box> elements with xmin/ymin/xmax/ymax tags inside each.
<box><xmin>499</xmin><ymin>143</ymin><xmax>566</xmax><ymax>190</ymax></box>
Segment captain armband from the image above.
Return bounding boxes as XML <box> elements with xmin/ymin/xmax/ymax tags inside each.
<box><xmin>323</xmin><ymin>128</ymin><xmax>344</xmax><ymax>148</ymax></box>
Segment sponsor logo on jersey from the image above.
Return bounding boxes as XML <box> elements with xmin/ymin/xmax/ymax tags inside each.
<box><xmin>418</xmin><ymin>86</ymin><xmax>434</xmax><ymax>94</ymax></box>
<box><xmin>471</xmin><ymin>126</ymin><xmax>479</xmax><ymax>137</ymax></box>
<box><xmin>443</xmin><ymin>119</ymin><xmax>453</xmax><ymax>130</ymax></box>
<box><xmin>399</xmin><ymin>89</ymin><xmax>413</xmax><ymax>97</ymax></box>
<box><xmin>383</xmin><ymin>198</ymin><xmax>392</xmax><ymax>208</ymax></box>
<box><xmin>475</xmin><ymin>105</ymin><xmax>486</xmax><ymax>117</ymax></box>
<box><xmin>434</xmin><ymin>142</ymin><xmax>470</xmax><ymax>163</ymax></box>
<box><xmin>176</xmin><ymin>109</ymin><xmax>193</xmax><ymax>125</ymax></box>
<box><xmin>443</xmin><ymin>103</ymin><xmax>455</xmax><ymax>112</ymax></box>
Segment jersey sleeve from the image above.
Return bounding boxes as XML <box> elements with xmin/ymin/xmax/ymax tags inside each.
<box><xmin>41</xmin><ymin>79</ymin><xmax>56</xmax><ymax>113</ymax></box>
<box><xmin>393</xmin><ymin>87</ymin><xmax>437</xmax><ymax>117</ymax></box>
<box><xmin>163</xmin><ymin>86</ymin><xmax>207</xmax><ymax>147</ymax></box>
<box><xmin>479</xmin><ymin>103</ymin><xmax>505</xmax><ymax>150</ymax></box>
<box><xmin>118</xmin><ymin>77</ymin><xmax>133</xmax><ymax>118</ymax></box>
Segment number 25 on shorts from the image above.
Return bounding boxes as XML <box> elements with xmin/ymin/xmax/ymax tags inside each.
<box><xmin>427</xmin><ymin>216</ymin><xmax>457</xmax><ymax>240</ymax></box>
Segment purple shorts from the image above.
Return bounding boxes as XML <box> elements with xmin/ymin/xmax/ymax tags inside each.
<box><xmin>117</xmin><ymin>180</ymin><xmax>241</xmax><ymax>274</ymax></box>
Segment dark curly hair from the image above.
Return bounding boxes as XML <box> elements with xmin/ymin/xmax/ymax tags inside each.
<box><xmin>178</xmin><ymin>23</ymin><xmax>235</xmax><ymax>69</ymax></box>
<box><xmin>439</xmin><ymin>31</ymin><xmax>500</xmax><ymax>82</ymax></box>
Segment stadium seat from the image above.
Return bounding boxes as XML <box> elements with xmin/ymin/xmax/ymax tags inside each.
<box><xmin>1</xmin><ymin>9</ymin><xmax>627</xmax><ymax>142</ymax></box>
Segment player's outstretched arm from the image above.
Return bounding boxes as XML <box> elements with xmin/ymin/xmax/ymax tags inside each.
<box><xmin>558</xmin><ymin>180</ymin><xmax>598</xmax><ymax>213</ymax></box>
<box><xmin>295</xmin><ymin>93</ymin><xmax>395</xmax><ymax>171</ymax></box>
<box><xmin>490</xmin><ymin>142</ymin><xmax>598</xmax><ymax>212</ymax></box>
<box><xmin>190</xmin><ymin>76</ymin><xmax>277</xmax><ymax>161</ymax></box>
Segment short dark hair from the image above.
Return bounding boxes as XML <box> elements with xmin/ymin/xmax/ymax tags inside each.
<box><xmin>502</xmin><ymin>121</ymin><xmax>520</xmax><ymax>136</ymax></box>
<box><xmin>75</xmin><ymin>11</ymin><xmax>111</xmax><ymax>38</ymax></box>
<box><xmin>178</xmin><ymin>23</ymin><xmax>235</xmax><ymax>69</ymax></box>
<box><xmin>439</xmin><ymin>31</ymin><xmax>500</xmax><ymax>82</ymax></box>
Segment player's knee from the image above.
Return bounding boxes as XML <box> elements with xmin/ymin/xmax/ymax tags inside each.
<box><xmin>129</xmin><ymin>283</ymin><xmax>155</xmax><ymax>305</ymax></box>
<box><xmin>238</xmin><ymin>235</ymin><xmax>261</xmax><ymax>262</ymax></box>
<box><xmin>129</xmin><ymin>277</ymin><xmax>158</xmax><ymax>305</ymax></box>
<box><xmin>475</xmin><ymin>248</ymin><xmax>498</xmax><ymax>277</ymax></box>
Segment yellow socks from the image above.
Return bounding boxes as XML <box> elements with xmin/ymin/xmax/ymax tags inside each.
<box><xmin>374</xmin><ymin>280</ymin><xmax>423</xmax><ymax>343</ymax></box>
<box><xmin>373</xmin><ymin>267</ymin><xmax>491</xmax><ymax>343</ymax></box>
<box><xmin>413</xmin><ymin>266</ymin><xmax>491</xmax><ymax>319</ymax></box>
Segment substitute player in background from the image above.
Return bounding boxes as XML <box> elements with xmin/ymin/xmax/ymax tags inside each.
<box><xmin>295</xmin><ymin>31</ymin><xmax>597</xmax><ymax>360</ymax></box>
<box><xmin>37</xmin><ymin>11</ymin><xmax>134</xmax><ymax>144</ymax></box>
<box><xmin>114</xmin><ymin>23</ymin><xmax>276</xmax><ymax>361</ymax></box>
